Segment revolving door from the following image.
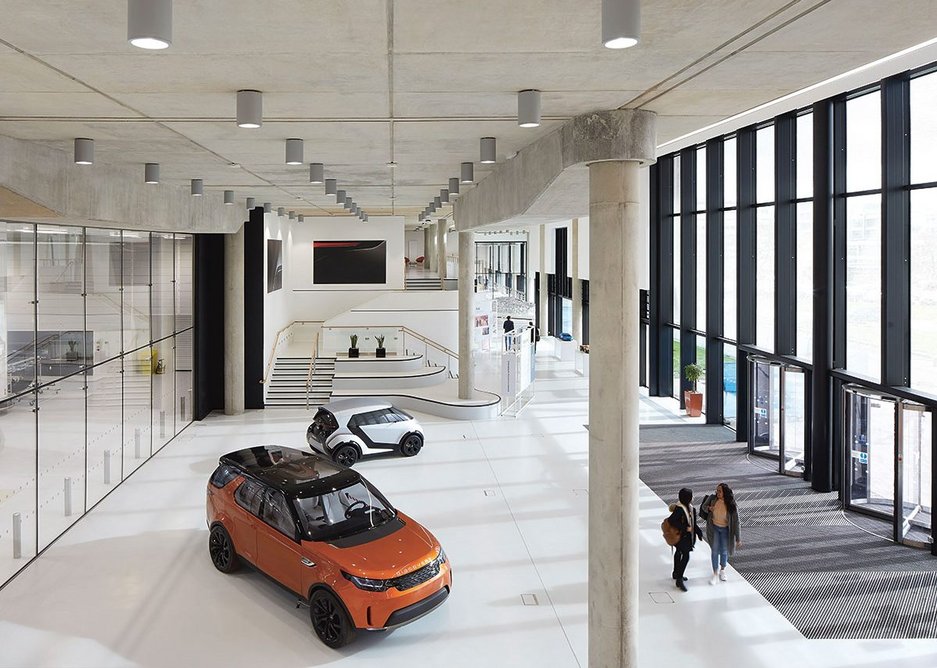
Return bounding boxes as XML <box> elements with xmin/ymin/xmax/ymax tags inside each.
<box><xmin>749</xmin><ymin>356</ymin><xmax>808</xmax><ymax>477</ymax></box>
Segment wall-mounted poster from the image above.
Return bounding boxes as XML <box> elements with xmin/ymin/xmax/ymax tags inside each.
<box><xmin>313</xmin><ymin>240</ymin><xmax>386</xmax><ymax>284</ymax></box>
<box><xmin>267</xmin><ymin>239</ymin><xmax>283</xmax><ymax>292</ymax></box>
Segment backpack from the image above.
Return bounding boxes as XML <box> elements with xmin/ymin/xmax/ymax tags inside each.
<box><xmin>661</xmin><ymin>516</ymin><xmax>681</xmax><ymax>546</ymax></box>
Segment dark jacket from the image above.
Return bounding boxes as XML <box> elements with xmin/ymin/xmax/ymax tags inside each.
<box><xmin>700</xmin><ymin>495</ymin><xmax>742</xmax><ymax>555</ymax></box>
<box><xmin>668</xmin><ymin>503</ymin><xmax>703</xmax><ymax>551</ymax></box>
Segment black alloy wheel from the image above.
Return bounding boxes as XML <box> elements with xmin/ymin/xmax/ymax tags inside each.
<box><xmin>400</xmin><ymin>433</ymin><xmax>424</xmax><ymax>457</ymax></box>
<box><xmin>209</xmin><ymin>525</ymin><xmax>239</xmax><ymax>573</ymax></box>
<box><xmin>310</xmin><ymin>589</ymin><xmax>357</xmax><ymax>648</ymax></box>
<box><xmin>333</xmin><ymin>444</ymin><xmax>359</xmax><ymax>468</ymax></box>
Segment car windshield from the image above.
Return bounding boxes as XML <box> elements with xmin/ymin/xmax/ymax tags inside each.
<box><xmin>293</xmin><ymin>479</ymin><xmax>396</xmax><ymax>541</ymax></box>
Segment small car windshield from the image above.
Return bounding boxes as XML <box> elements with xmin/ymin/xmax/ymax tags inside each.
<box><xmin>293</xmin><ymin>480</ymin><xmax>396</xmax><ymax>541</ymax></box>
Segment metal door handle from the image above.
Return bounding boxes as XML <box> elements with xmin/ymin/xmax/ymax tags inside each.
<box><xmin>301</xmin><ymin>557</ymin><xmax>316</xmax><ymax>567</ymax></box>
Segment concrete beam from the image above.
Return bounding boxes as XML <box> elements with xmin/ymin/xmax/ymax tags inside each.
<box><xmin>0</xmin><ymin>134</ymin><xmax>245</xmax><ymax>233</ymax></box>
<box><xmin>454</xmin><ymin>110</ymin><xmax>656</xmax><ymax>230</ymax></box>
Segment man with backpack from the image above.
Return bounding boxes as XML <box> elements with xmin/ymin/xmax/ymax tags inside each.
<box><xmin>663</xmin><ymin>487</ymin><xmax>703</xmax><ymax>591</ymax></box>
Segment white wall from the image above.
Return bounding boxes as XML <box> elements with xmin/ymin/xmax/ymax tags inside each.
<box><xmin>404</xmin><ymin>229</ymin><xmax>424</xmax><ymax>262</ymax></box>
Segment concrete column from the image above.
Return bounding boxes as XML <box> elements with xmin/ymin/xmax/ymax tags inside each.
<box><xmin>571</xmin><ymin>217</ymin><xmax>582</xmax><ymax>342</ymax></box>
<box><xmin>423</xmin><ymin>227</ymin><xmax>432</xmax><ymax>269</ymax></box>
<box><xmin>224</xmin><ymin>225</ymin><xmax>245</xmax><ymax>415</ymax></box>
<box><xmin>458</xmin><ymin>231</ymin><xmax>475</xmax><ymax>399</ymax></box>
<box><xmin>588</xmin><ymin>160</ymin><xmax>641</xmax><ymax>668</ymax></box>
<box><xmin>538</xmin><ymin>224</ymin><xmax>548</xmax><ymax>334</ymax></box>
<box><xmin>426</xmin><ymin>224</ymin><xmax>436</xmax><ymax>273</ymax></box>
<box><xmin>436</xmin><ymin>219</ymin><xmax>448</xmax><ymax>281</ymax></box>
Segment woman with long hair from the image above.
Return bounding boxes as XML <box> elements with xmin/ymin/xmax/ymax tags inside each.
<box><xmin>700</xmin><ymin>483</ymin><xmax>742</xmax><ymax>584</ymax></box>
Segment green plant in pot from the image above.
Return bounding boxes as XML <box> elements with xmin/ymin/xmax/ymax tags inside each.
<box><xmin>348</xmin><ymin>334</ymin><xmax>359</xmax><ymax>358</ymax></box>
<box><xmin>375</xmin><ymin>334</ymin><xmax>386</xmax><ymax>358</ymax></box>
<box><xmin>683</xmin><ymin>363</ymin><xmax>704</xmax><ymax>417</ymax></box>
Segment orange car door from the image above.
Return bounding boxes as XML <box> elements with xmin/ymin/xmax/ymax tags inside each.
<box><xmin>256</xmin><ymin>489</ymin><xmax>305</xmax><ymax>596</ymax></box>
<box><xmin>230</xmin><ymin>478</ymin><xmax>263</xmax><ymax>563</ymax></box>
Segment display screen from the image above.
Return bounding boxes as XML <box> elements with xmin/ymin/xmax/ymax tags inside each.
<box><xmin>313</xmin><ymin>240</ymin><xmax>386</xmax><ymax>284</ymax></box>
<box><xmin>267</xmin><ymin>239</ymin><xmax>283</xmax><ymax>293</ymax></box>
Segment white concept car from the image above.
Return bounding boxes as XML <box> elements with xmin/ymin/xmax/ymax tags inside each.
<box><xmin>306</xmin><ymin>398</ymin><xmax>425</xmax><ymax>467</ymax></box>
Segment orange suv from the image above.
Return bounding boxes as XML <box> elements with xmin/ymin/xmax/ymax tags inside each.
<box><xmin>206</xmin><ymin>445</ymin><xmax>451</xmax><ymax>647</ymax></box>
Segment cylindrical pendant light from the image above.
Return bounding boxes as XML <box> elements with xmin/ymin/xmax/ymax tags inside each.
<box><xmin>128</xmin><ymin>0</ymin><xmax>172</xmax><ymax>50</ymax></box>
<box><xmin>144</xmin><ymin>162</ymin><xmax>160</xmax><ymax>184</ymax></box>
<box><xmin>351</xmin><ymin>204</ymin><xmax>358</xmax><ymax>214</ymax></box>
<box><xmin>74</xmin><ymin>138</ymin><xmax>94</xmax><ymax>165</ymax></box>
<box><xmin>325</xmin><ymin>179</ymin><xmax>337</xmax><ymax>196</ymax></box>
<box><xmin>449</xmin><ymin>177</ymin><xmax>460</xmax><ymax>195</ymax></box>
<box><xmin>285</xmin><ymin>138</ymin><xmax>303</xmax><ymax>165</ymax></box>
<box><xmin>277</xmin><ymin>207</ymin><xmax>285</xmax><ymax>217</ymax></box>
<box><xmin>363</xmin><ymin>213</ymin><xmax>369</xmax><ymax>222</ymax></box>
<box><xmin>461</xmin><ymin>161</ymin><xmax>474</xmax><ymax>183</ymax></box>
<box><xmin>263</xmin><ymin>202</ymin><xmax>272</xmax><ymax>213</ymax></box>
<box><xmin>518</xmin><ymin>89</ymin><xmax>542</xmax><ymax>128</ymax></box>
<box><xmin>191</xmin><ymin>179</ymin><xmax>203</xmax><ymax>196</ymax></box>
<box><xmin>224</xmin><ymin>190</ymin><xmax>235</xmax><ymax>205</ymax></box>
<box><xmin>236</xmin><ymin>90</ymin><xmax>263</xmax><ymax>129</ymax></box>
<box><xmin>289</xmin><ymin>211</ymin><xmax>295</xmax><ymax>220</ymax></box>
<box><xmin>480</xmin><ymin>137</ymin><xmax>496</xmax><ymax>164</ymax></box>
<box><xmin>602</xmin><ymin>0</ymin><xmax>640</xmax><ymax>49</ymax></box>
<box><xmin>440</xmin><ymin>189</ymin><xmax>449</xmax><ymax>204</ymax></box>
<box><xmin>309</xmin><ymin>163</ymin><xmax>324</xmax><ymax>184</ymax></box>
<box><xmin>336</xmin><ymin>189</ymin><xmax>346</xmax><ymax>205</ymax></box>
<box><xmin>419</xmin><ymin>213</ymin><xmax>425</xmax><ymax>222</ymax></box>
<box><xmin>430</xmin><ymin>201</ymin><xmax>437</xmax><ymax>213</ymax></box>
<box><xmin>344</xmin><ymin>196</ymin><xmax>353</xmax><ymax>210</ymax></box>
<box><xmin>434</xmin><ymin>196</ymin><xmax>442</xmax><ymax>208</ymax></box>
<box><xmin>298</xmin><ymin>214</ymin><xmax>305</xmax><ymax>223</ymax></box>
<box><xmin>246</xmin><ymin>197</ymin><xmax>256</xmax><ymax>209</ymax></box>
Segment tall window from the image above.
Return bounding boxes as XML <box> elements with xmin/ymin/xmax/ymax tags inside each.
<box><xmin>796</xmin><ymin>113</ymin><xmax>814</xmax><ymax>360</ymax></box>
<box><xmin>755</xmin><ymin>126</ymin><xmax>776</xmax><ymax>352</ymax></box>
<box><xmin>724</xmin><ymin>138</ymin><xmax>738</xmax><ymax>341</ymax></box>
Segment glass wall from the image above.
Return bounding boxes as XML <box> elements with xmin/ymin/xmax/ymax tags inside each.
<box><xmin>0</xmin><ymin>224</ymin><xmax>194</xmax><ymax>587</ymax></box>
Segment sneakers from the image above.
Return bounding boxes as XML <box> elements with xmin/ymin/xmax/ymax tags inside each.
<box><xmin>719</xmin><ymin>570</ymin><xmax>728</xmax><ymax>582</ymax></box>
<box><xmin>709</xmin><ymin>573</ymin><xmax>719</xmax><ymax>586</ymax></box>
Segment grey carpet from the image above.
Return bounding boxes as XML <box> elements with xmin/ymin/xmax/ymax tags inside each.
<box><xmin>639</xmin><ymin>423</ymin><xmax>937</xmax><ymax>639</ymax></box>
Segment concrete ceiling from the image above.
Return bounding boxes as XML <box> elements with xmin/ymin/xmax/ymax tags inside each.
<box><xmin>0</xmin><ymin>0</ymin><xmax>935</xmax><ymax>229</ymax></box>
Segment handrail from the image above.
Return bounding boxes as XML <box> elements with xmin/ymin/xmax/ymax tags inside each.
<box><xmin>317</xmin><ymin>323</ymin><xmax>458</xmax><ymax>360</ymax></box>
<box><xmin>261</xmin><ymin>320</ymin><xmax>323</xmax><ymax>385</ymax></box>
<box><xmin>305</xmin><ymin>331</ymin><xmax>319</xmax><ymax>410</ymax></box>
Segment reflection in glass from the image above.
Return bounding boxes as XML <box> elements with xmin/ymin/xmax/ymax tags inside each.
<box><xmin>36</xmin><ymin>226</ymin><xmax>87</xmax><ymax>384</ymax></box>
<box><xmin>723</xmin><ymin>211</ymin><xmax>737</xmax><ymax>340</ymax></box>
<box><xmin>756</xmin><ymin>125</ymin><xmax>775</xmax><ymax>204</ymax></box>
<box><xmin>85</xmin><ymin>229</ymin><xmax>122</xmax><ymax>366</ymax></box>
<box><xmin>695</xmin><ymin>335</ymin><xmax>706</xmax><ymax>414</ymax></box>
<box><xmin>561</xmin><ymin>297</ymin><xmax>572</xmax><ymax>334</ymax></box>
<box><xmin>672</xmin><ymin>328</ymin><xmax>680</xmax><ymax>399</ymax></box>
<box><xmin>846</xmin><ymin>195</ymin><xmax>881</xmax><ymax>380</ymax></box>
<box><xmin>751</xmin><ymin>359</ymin><xmax>781</xmax><ymax>457</ymax></box>
<box><xmin>756</xmin><ymin>206</ymin><xmax>775</xmax><ymax>351</ymax></box>
<box><xmin>152</xmin><ymin>338</ymin><xmax>175</xmax><ymax>453</ymax></box>
<box><xmin>796</xmin><ymin>202</ymin><xmax>813</xmax><ymax>361</ymax></box>
<box><xmin>846</xmin><ymin>390</ymin><xmax>895</xmax><ymax>516</ymax></box>
<box><xmin>696</xmin><ymin>215</ymin><xmax>706</xmax><ymax>332</ymax></box>
<box><xmin>86</xmin><ymin>358</ymin><xmax>123</xmax><ymax>506</ymax></box>
<box><xmin>783</xmin><ymin>369</ymin><xmax>806</xmax><ymax>474</ymax></box>
<box><xmin>902</xmin><ymin>407</ymin><xmax>932</xmax><ymax>541</ymax></box>
<box><xmin>151</xmin><ymin>234</ymin><xmax>175</xmax><ymax>342</ymax></box>
<box><xmin>0</xmin><ymin>394</ymin><xmax>37</xmax><ymax>582</ymax></box>
<box><xmin>122</xmin><ymin>232</ymin><xmax>150</xmax><ymax>353</ymax></box>
<box><xmin>724</xmin><ymin>137</ymin><xmax>737</xmax><ymax>208</ymax></box>
<box><xmin>846</xmin><ymin>91</ymin><xmax>881</xmax><ymax>192</ymax></box>
<box><xmin>123</xmin><ymin>348</ymin><xmax>152</xmax><ymax>479</ymax></box>
<box><xmin>910</xmin><ymin>189</ymin><xmax>937</xmax><ymax>395</ymax></box>
<box><xmin>911</xmin><ymin>72</ymin><xmax>937</xmax><ymax>185</ymax></box>
<box><xmin>175</xmin><ymin>235</ymin><xmax>193</xmax><ymax>332</ymax></box>
<box><xmin>796</xmin><ymin>113</ymin><xmax>813</xmax><ymax>199</ymax></box>
<box><xmin>175</xmin><ymin>330</ymin><xmax>193</xmax><ymax>434</ymax></box>
<box><xmin>1</xmin><ymin>224</ymin><xmax>37</xmax><ymax>399</ymax></box>
<box><xmin>38</xmin><ymin>374</ymin><xmax>86</xmax><ymax>548</ymax></box>
<box><xmin>723</xmin><ymin>345</ymin><xmax>737</xmax><ymax>429</ymax></box>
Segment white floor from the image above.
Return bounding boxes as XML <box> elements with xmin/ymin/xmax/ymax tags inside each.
<box><xmin>1</xmin><ymin>351</ymin><xmax>936</xmax><ymax>667</ymax></box>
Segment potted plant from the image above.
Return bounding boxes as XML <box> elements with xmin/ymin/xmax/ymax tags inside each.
<box><xmin>348</xmin><ymin>334</ymin><xmax>359</xmax><ymax>358</ymax></box>
<box><xmin>684</xmin><ymin>363</ymin><xmax>704</xmax><ymax>417</ymax></box>
<box><xmin>375</xmin><ymin>335</ymin><xmax>386</xmax><ymax>358</ymax></box>
<box><xmin>65</xmin><ymin>339</ymin><xmax>78</xmax><ymax>361</ymax></box>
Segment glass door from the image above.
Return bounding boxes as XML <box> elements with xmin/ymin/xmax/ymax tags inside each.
<box><xmin>750</xmin><ymin>357</ymin><xmax>781</xmax><ymax>458</ymax></box>
<box><xmin>899</xmin><ymin>404</ymin><xmax>932</xmax><ymax>547</ymax></box>
<box><xmin>845</xmin><ymin>387</ymin><xmax>896</xmax><ymax>518</ymax></box>
<box><xmin>782</xmin><ymin>367</ymin><xmax>806</xmax><ymax>475</ymax></box>
<box><xmin>749</xmin><ymin>356</ymin><xmax>807</xmax><ymax>476</ymax></box>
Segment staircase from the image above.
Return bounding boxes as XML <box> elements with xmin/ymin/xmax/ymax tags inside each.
<box><xmin>405</xmin><ymin>276</ymin><xmax>441</xmax><ymax>290</ymax></box>
<box><xmin>265</xmin><ymin>356</ymin><xmax>335</xmax><ymax>408</ymax></box>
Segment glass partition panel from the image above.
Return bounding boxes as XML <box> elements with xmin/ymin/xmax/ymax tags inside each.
<box><xmin>783</xmin><ymin>368</ymin><xmax>806</xmax><ymax>475</ymax></box>
<box><xmin>846</xmin><ymin>194</ymin><xmax>881</xmax><ymax>379</ymax></box>
<box><xmin>796</xmin><ymin>113</ymin><xmax>813</xmax><ymax>199</ymax></box>
<box><xmin>723</xmin><ymin>345</ymin><xmax>737</xmax><ymax>429</ymax></box>
<box><xmin>696</xmin><ymin>215</ymin><xmax>706</xmax><ymax>332</ymax></box>
<box><xmin>0</xmin><ymin>394</ymin><xmax>37</xmax><ymax>582</ymax></box>
<box><xmin>86</xmin><ymin>358</ymin><xmax>122</xmax><ymax>506</ymax></box>
<box><xmin>724</xmin><ymin>137</ymin><xmax>737</xmax><ymax>208</ymax></box>
<box><xmin>1</xmin><ymin>223</ymin><xmax>37</xmax><ymax>399</ymax></box>
<box><xmin>901</xmin><ymin>405</ymin><xmax>932</xmax><ymax>544</ymax></box>
<box><xmin>751</xmin><ymin>358</ymin><xmax>781</xmax><ymax>457</ymax></box>
<box><xmin>673</xmin><ymin>155</ymin><xmax>681</xmax><ymax>214</ymax></box>
<box><xmin>175</xmin><ymin>330</ymin><xmax>193</xmax><ymax>433</ymax></box>
<box><xmin>723</xmin><ymin>211</ymin><xmax>737</xmax><ymax>340</ymax></box>
<box><xmin>36</xmin><ymin>226</ymin><xmax>86</xmax><ymax>384</ymax></box>
<box><xmin>847</xmin><ymin>90</ymin><xmax>881</xmax><ymax>192</ymax></box>
<box><xmin>846</xmin><ymin>388</ymin><xmax>895</xmax><ymax>517</ymax></box>
<box><xmin>151</xmin><ymin>233</ymin><xmax>174</xmax><ymax>341</ymax></box>
<box><xmin>85</xmin><ymin>229</ymin><xmax>123</xmax><ymax>366</ymax></box>
<box><xmin>756</xmin><ymin>125</ymin><xmax>775</xmax><ymax>204</ymax></box>
<box><xmin>673</xmin><ymin>217</ymin><xmax>681</xmax><ymax>325</ymax></box>
<box><xmin>123</xmin><ymin>348</ymin><xmax>152</xmax><ymax>478</ymax></box>
<box><xmin>122</xmin><ymin>232</ymin><xmax>150</xmax><ymax>353</ymax></box>
<box><xmin>696</xmin><ymin>146</ymin><xmax>706</xmax><ymax>211</ymax></box>
<box><xmin>756</xmin><ymin>206</ymin><xmax>775</xmax><ymax>351</ymax></box>
<box><xmin>910</xmin><ymin>189</ymin><xmax>937</xmax><ymax>395</ymax></box>
<box><xmin>796</xmin><ymin>202</ymin><xmax>813</xmax><ymax>361</ymax></box>
<box><xmin>174</xmin><ymin>234</ymin><xmax>193</xmax><ymax>332</ymax></box>
<box><xmin>152</xmin><ymin>338</ymin><xmax>174</xmax><ymax>453</ymax></box>
<box><xmin>37</xmin><ymin>373</ymin><xmax>86</xmax><ymax>548</ymax></box>
<box><xmin>672</xmin><ymin>329</ymin><xmax>680</xmax><ymax>399</ymax></box>
<box><xmin>911</xmin><ymin>72</ymin><xmax>937</xmax><ymax>184</ymax></box>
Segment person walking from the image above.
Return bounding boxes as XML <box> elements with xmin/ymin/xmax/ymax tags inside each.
<box><xmin>667</xmin><ymin>487</ymin><xmax>703</xmax><ymax>592</ymax></box>
<box><xmin>700</xmin><ymin>482</ymin><xmax>742</xmax><ymax>585</ymax></box>
<box><xmin>502</xmin><ymin>315</ymin><xmax>515</xmax><ymax>350</ymax></box>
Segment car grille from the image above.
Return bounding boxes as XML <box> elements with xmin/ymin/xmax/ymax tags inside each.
<box><xmin>390</xmin><ymin>559</ymin><xmax>441</xmax><ymax>591</ymax></box>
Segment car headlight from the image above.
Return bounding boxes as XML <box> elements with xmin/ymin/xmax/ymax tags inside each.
<box><xmin>342</xmin><ymin>571</ymin><xmax>389</xmax><ymax>592</ymax></box>
<box><xmin>436</xmin><ymin>547</ymin><xmax>447</xmax><ymax>565</ymax></box>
